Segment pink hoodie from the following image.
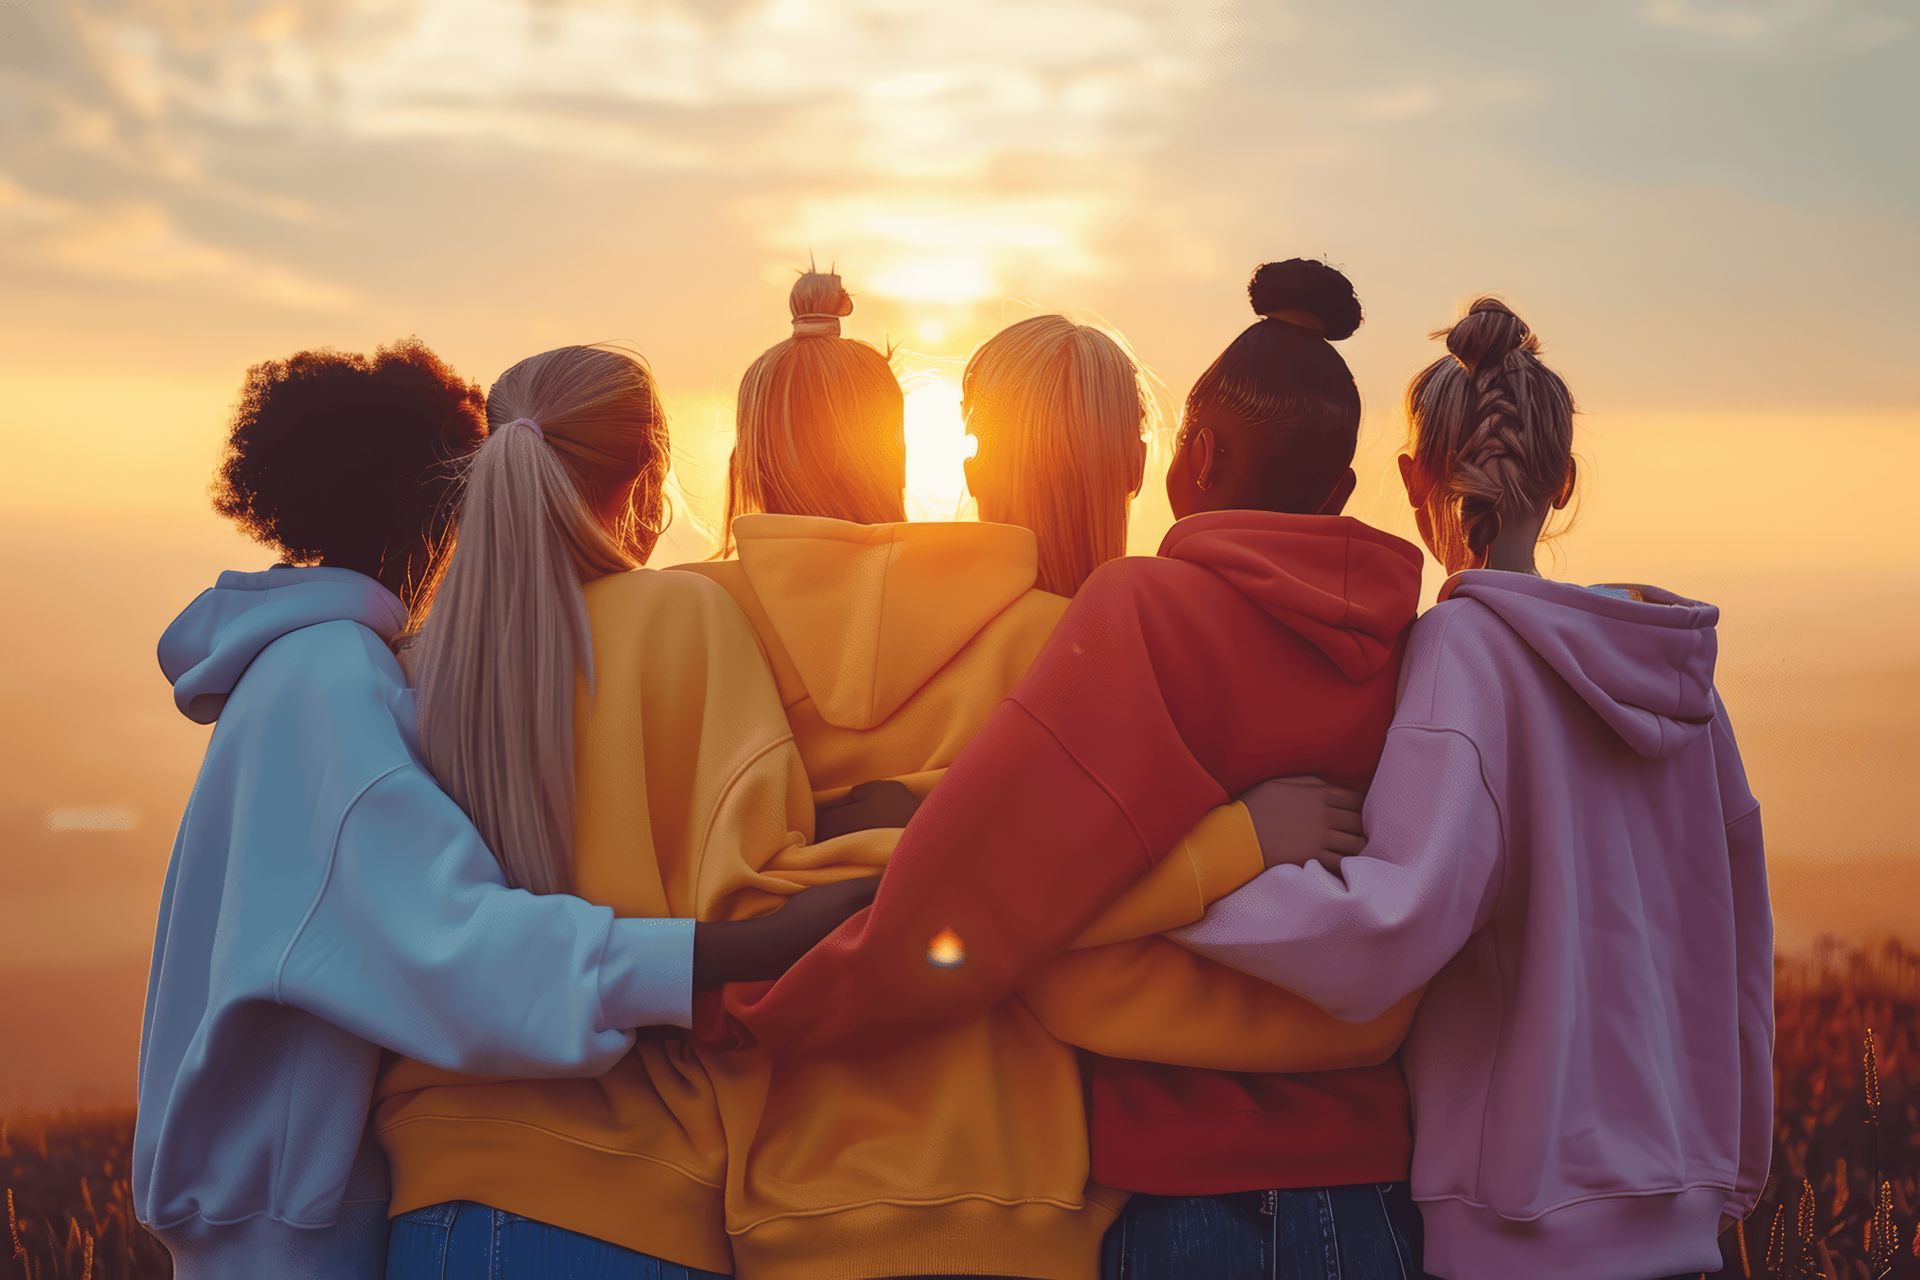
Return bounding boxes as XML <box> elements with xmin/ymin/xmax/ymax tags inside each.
<box><xmin>1175</xmin><ymin>571</ymin><xmax>1772</xmax><ymax>1280</ymax></box>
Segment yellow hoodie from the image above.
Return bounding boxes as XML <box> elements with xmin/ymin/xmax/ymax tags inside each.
<box><xmin>376</xmin><ymin>517</ymin><xmax>1409</xmax><ymax>1279</ymax></box>
<box><xmin>678</xmin><ymin>515</ymin><xmax>1409</xmax><ymax>1278</ymax></box>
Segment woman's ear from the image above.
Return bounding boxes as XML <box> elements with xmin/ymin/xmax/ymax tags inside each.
<box><xmin>1554</xmin><ymin>457</ymin><xmax>1578</xmax><ymax>510</ymax></box>
<box><xmin>1397</xmin><ymin>452</ymin><xmax>1432</xmax><ymax>508</ymax></box>
<box><xmin>1127</xmin><ymin>432</ymin><xmax>1148</xmax><ymax>497</ymax></box>
<box><xmin>1190</xmin><ymin>425</ymin><xmax>1217</xmax><ymax>492</ymax></box>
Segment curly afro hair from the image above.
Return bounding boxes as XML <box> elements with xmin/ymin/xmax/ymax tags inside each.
<box><xmin>212</xmin><ymin>339</ymin><xmax>486</xmax><ymax>593</ymax></box>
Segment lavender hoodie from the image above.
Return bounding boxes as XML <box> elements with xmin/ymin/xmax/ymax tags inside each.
<box><xmin>1175</xmin><ymin>571</ymin><xmax>1772</xmax><ymax>1280</ymax></box>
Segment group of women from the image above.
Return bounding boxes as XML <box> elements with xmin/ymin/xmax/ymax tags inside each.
<box><xmin>134</xmin><ymin>258</ymin><xmax>1773</xmax><ymax>1280</ymax></box>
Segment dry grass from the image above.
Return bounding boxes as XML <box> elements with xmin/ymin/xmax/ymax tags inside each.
<box><xmin>5</xmin><ymin>940</ymin><xmax>1916</xmax><ymax>1279</ymax></box>
<box><xmin>4</xmin><ymin>1114</ymin><xmax>163</xmax><ymax>1279</ymax></box>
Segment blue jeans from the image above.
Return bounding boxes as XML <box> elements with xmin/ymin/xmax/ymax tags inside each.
<box><xmin>386</xmin><ymin>1201</ymin><xmax>727</xmax><ymax>1279</ymax></box>
<box><xmin>1101</xmin><ymin>1183</ymin><xmax>1429</xmax><ymax>1280</ymax></box>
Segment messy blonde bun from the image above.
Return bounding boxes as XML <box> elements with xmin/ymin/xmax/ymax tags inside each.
<box><xmin>788</xmin><ymin>269</ymin><xmax>856</xmax><ymax>339</ymax></box>
<box><xmin>725</xmin><ymin>267</ymin><xmax>905</xmax><ymax>548</ymax></box>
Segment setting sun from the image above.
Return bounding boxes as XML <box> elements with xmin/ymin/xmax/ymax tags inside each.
<box><xmin>901</xmin><ymin>370</ymin><xmax>976</xmax><ymax>522</ymax></box>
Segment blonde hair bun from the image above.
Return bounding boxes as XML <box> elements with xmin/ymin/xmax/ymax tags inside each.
<box><xmin>790</xmin><ymin>269</ymin><xmax>856</xmax><ymax>338</ymax></box>
<box><xmin>1442</xmin><ymin>297</ymin><xmax>1539</xmax><ymax>377</ymax></box>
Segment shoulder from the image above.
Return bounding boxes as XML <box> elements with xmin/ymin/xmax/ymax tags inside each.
<box><xmin>221</xmin><ymin>620</ymin><xmax>417</xmax><ymax>783</ymax></box>
<box><xmin>246</xmin><ymin>618</ymin><xmax>406</xmax><ymax>704</ymax></box>
<box><xmin>588</xmin><ymin>566</ymin><xmax>746</xmax><ymax>632</ymax></box>
<box><xmin>962</xmin><ymin>585</ymin><xmax>1072</xmax><ymax>674</ymax></box>
<box><xmin>1407</xmin><ymin>597</ymin><xmax>1499</xmax><ymax>657</ymax></box>
<box><xmin>1395</xmin><ymin>599</ymin><xmax>1525</xmax><ymax>723</ymax></box>
<box><xmin>585</xmin><ymin>566</ymin><xmax>764</xmax><ymax>670</ymax></box>
<box><xmin>1071</xmin><ymin>555</ymin><xmax>1199</xmax><ymax>616</ymax></box>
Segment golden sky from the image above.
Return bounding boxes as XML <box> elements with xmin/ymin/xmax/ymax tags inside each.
<box><xmin>2</xmin><ymin>0</ymin><xmax>1917</xmax><ymax>1110</ymax></box>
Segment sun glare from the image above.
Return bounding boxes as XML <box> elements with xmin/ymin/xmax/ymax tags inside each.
<box><xmin>901</xmin><ymin>371</ymin><xmax>976</xmax><ymax>522</ymax></box>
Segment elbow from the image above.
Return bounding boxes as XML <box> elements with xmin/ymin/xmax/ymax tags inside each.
<box><xmin>1316</xmin><ymin>930</ymin><xmax>1435</xmax><ymax>1024</ymax></box>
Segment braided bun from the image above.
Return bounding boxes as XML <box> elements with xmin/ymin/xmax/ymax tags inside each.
<box><xmin>1248</xmin><ymin>259</ymin><xmax>1363</xmax><ymax>341</ymax></box>
<box><xmin>1407</xmin><ymin>296</ymin><xmax>1575</xmax><ymax>564</ymax></box>
<box><xmin>790</xmin><ymin>269</ymin><xmax>855</xmax><ymax>338</ymax></box>
<box><xmin>1443</xmin><ymin>297</ymin><xmax>1538</xmax><ymax>377</ymax></box>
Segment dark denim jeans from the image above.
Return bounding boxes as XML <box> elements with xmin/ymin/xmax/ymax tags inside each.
<box><xmin>1101</xmin><ymin>1183</ymin><xmax>1428</xmax><ymax>1280</ymax></box>
<box><xmin>386</xmin><ymin>1200</ymin><xmax>727</xmax><ymax>1279</ymax></box>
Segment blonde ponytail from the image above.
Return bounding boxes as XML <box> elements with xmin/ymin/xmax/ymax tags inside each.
<box><xmin>409</xmin><ymin>346</ymin><xmax>667</xmax><ymax>895</ymax></box>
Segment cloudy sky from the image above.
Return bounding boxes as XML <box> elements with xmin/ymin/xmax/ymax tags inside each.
<box><xmin>2</xmin><ymin>0</ymin><xmax>1916</xmax><ymax>1109</ymax></box>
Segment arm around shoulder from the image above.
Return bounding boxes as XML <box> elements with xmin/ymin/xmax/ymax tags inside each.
<box><xmin>1173</xmin><ymin>723</ymin><xmax>1503</xmax><ymax>1022</ymax></box>
<box><xmin>277</xmin><ymin>764</ymin><xmax>692</xmax><ymax>1077</ymax></box>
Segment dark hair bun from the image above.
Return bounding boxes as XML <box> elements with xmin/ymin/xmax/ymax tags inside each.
<box><xmin>1443</xmin><ymin>296</ymin><xmax>1538</xmax><ymax>376</ymax></box>
<box><xmin>1248</xmin><ymin>259</ymin><xmax>1363</xmax><ymax>341</ymax></box>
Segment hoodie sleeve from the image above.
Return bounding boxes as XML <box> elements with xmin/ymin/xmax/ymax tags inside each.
<box><xmin>1065</xmin><ymin>802</ymin><xmax>1265</xmax><ymax>949</ymax></box>
<box><xmin>1713</xmin><ymin>703</ymin><xmax>1773</xmax><ymax>1216</ymax></box>
<box><xmin>1174</xmin><ymin>723</ymin><xmax>1503</xmax><ymax>1023</ymax></box>
<box><xmin>1019</xmin><ymin>800</ymin><xmax>1421</xmax><ymax>1072</ymax></box>
<box><xmin>1021</xmin><ymin>936</ymin><xmax>1418</xmax><ymax>1072</ymax></box>
<box><xmin>276</xmin><ymin>763</ymin><xmax>692</xmax><ymax>1077</ymax></box>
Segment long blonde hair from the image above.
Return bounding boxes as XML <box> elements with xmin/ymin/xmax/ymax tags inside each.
<box><xmin>962</xmin><ymin>314</ymin><xmax>1149</xmax><ymax>594</ymax></box>
<box><xmin>723</xmin><ymin>268</ymin><xmax>904</xmax><ymax>551</ymax></box>
<box><xmin>409</xmin><ymin>345</ymin><xmax>668</xmax><ymax>895</ymax></box>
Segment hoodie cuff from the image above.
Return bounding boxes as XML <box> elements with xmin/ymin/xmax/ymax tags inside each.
<box><xmin>596</xmin><ymin>917</ymin><xmax>695</xmax><ymax>1030</ymax></box>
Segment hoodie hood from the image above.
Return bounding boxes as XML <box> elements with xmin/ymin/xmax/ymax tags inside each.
<box><xmin>159</xmin><ymin>565</ymin><xmax>407</xmax><ymax>724</ymax></box>
<box><xmin>1158</xmin><ymin>512</ymin><xmax>1424</xmax><ymax>681</ymax></box>
<box><xmin>729</xmin><ymin>513</ymin><xmax>1041</xmax><ymax>730</ymax></box>
<box><xmin>1442</xmin><ymin>571</ymin><xmax>1719</xmax><ymax>758</ymax></box>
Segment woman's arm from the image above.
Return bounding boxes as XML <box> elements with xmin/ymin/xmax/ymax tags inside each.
<box><xmin>275</xmin><ymin>764</ymin><xmax>682</xmax><ymax>1077</ymax></box>
<box><xmin>1021</xmin><ymin>936</ymin><xmax>1420</xmax><ymax>1072</ymax></box>
<box><xmin>273</xmin><ymin>755</ymin><xmax>867</xmax><ymax>1074</ymax></box>
<box><xmin>1173</xmin><ymin>724</ymin><xmax>1503</xmax><ymax>1022</ymax></box>
<box><xmin>693</xmin><ymin>877</ymin><xmax>879</xmax><ymax>988</ymax></box>
<box><xmin>1071</xmin><ymin>781</ymin><xmax>1364</xmax><ymax>949</ymax></box>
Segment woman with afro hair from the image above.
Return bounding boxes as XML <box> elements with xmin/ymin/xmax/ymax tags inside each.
<box><xmin>135</xmin><ymin>339</ymin><xmax>875</xmax><ymax>1280</ymax></box>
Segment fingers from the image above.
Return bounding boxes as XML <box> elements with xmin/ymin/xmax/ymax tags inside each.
<box><xmin>1322</xmin><ymin>785</ymin><xmax>1365</xmax><ymax>813</ymax></box>
<box><xmin>1325</xmin><ymin>806</ymin><xmax>1365</xmax><ymax>837</ymax></box>
<box><xmin>1322</xmin><ymin>830</ymin><xmax>1368</xmax><ymax>857</ymax></box>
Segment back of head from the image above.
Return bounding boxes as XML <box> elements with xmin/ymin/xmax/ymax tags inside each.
<box><xmin>725</xmin><ymin>268</ymin><xmax>905</xmax><ymax>548</ymax></box>
<box><xmin>963</xmin><ymin>314</ymin><xmax>1149</xmax><ymax>595</ymax></box>
<box><xmin>1177</xmin><ymin>259</ymin><xmax>1365</xmax><ymax>515</ymax></box>
<box><xmin>410</xmin><ymin>344</ymin><xmax>669</xmax><ymax>895</ymax></box>
<box><xmin>212</xmin><ymin>339</ymin><xmax>486</xmax><ymax>601</ymax></box>
<box><xmin>1406</xmin><ymin>297</ymin><xmax>1576</xmax><ymax>563</ymax></box>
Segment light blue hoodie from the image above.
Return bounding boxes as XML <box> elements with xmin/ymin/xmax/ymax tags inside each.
<box><xmin>136</xmin><ymin>565</ymin><xmax>695</xmax><ymax>1279</ymax></box>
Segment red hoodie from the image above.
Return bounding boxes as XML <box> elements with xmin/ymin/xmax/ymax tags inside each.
<box><xmin>715</xmin><ymin>511</ymin><xmax>1425</xmax><ymax>1192</ymax></box>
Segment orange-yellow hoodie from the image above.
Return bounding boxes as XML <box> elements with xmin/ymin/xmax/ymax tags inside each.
<box><xmin>376</xmin><ymin>517</ymin><xmax>1409</xmax><ymax>1279</ymax></box>
<box><xmin>679</xmin><ymin>516</ymin><xmax>1411</xmax><ymax>1277</ymax></box>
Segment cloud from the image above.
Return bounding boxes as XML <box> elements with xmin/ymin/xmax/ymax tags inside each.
<box><xmin>1639</xmin><ymin>0</ymin><xmax>1909</xmax><ymax>46</ymax></box>
<box><xmin>1346</xmin><ymin>85</ymin><xmax>1445</xmax><ymax>122</ymax></box>
<box><xmin>0</xmin><ymin>0</ymin><xmax>1240</xmax><ymax>327</ymax></box>
<box><xmin>1641</xmin><ymin>0</ymin><xmax>1821</xmax><ymax>41</ymax></box>
<box><xmin>7</xmin><ymin>193</ymin><xmax>357</xmax><ymax>311</ymax></box>
<box><xmin>44</xmin><ymin>807</ymin><xmax>137</xmax><ymax>833</ymax></box>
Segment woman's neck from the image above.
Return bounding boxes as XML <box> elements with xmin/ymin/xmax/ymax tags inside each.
<box><xmin>1475</xmin><ymin>514</ymin><xmax>1548</xmax><ymax>576</ymax></box>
